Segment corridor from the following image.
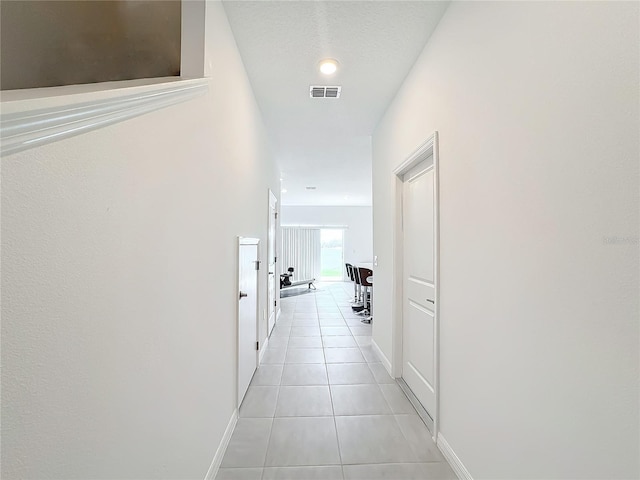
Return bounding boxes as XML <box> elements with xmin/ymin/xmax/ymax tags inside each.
<box><xmin>216</xmin><ymin>283</ymin><xmax>456</xmax><ymax>480</ymax></box>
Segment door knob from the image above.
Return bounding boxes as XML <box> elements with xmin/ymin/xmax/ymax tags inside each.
<box><xmin>427</xmin><ymin>299</ymin><xmax>435</xmax><ymax>304</ymax></box>
<box><xmin>239</xmin><ymin>291</ymin><xmax>248</xmax><ymax>299</ymax></box>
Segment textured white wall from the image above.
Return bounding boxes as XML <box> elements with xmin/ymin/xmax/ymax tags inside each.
<box><xmin>1</xmin><ymin>3</ymin><xmax>278</xmax><ymax>479</ymax></box>
<box><xmin>280</xmin><ymin>205</ymin><xmax>373</xmax><ymax>277</ymax></box>
<box><xmin>372</xmin><ymin>2</ymin><xmax>639</xmax><ymax>479</ymax></box>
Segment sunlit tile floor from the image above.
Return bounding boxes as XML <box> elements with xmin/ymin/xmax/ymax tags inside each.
<box><xmin>217</xmin><ymin>282</ymin><xmax>456</xmax><ymax>480</ymax></box>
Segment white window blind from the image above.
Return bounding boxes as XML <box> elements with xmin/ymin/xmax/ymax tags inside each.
<box><xmin>280</xmin><ymin>227</ymin><xmax>321</xmax><ymax>281</ymax></box>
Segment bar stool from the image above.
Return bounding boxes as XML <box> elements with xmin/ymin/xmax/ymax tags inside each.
<box><xmin>345</xmin><ymin>263</ymin><xmax>360</xmax><ymax>303</ymax></box>
<box><xmin>357</xmin><ymin>267</ymin><xmax>373</xmax><ymax>323</ymax></box>
<box><xmin>351</xmin><ymin>266</ymin><xmax>365</xmax><ymax>312</ymax></box>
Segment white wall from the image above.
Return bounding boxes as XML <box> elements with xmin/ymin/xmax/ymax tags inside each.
<box><xmin>1</xmin><ymin>2</ymin><xmax>279</xmax><ymax>479</ymax></box>
<box><xmin>280</xmin><ymin>205</ymin><xmax>373</xmax><ymax>275</ymax></box>
<box><xmin>372</xmin><ymin>2</ymin><xmax>639</xmax><ymax>479</ymax></box>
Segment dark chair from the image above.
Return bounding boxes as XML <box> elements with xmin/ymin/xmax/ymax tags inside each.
<box><xmin>357</xmin><ymin>267</ymin><xmax>373</xmax><ymax>323</ymax></box>
<box><xmin>345</xmin><ymin>263</ymin><xmax>359</xmax><ymax>303</ymax></box>
<box><xmin>280</xmin><ymin>267</ymin><xmax>316</xmax><ymax>290</ymax></box>
<box><xmin>280</xmin><ymin>267</ymin><xmax>294</xmax><ymax>288</ymax></box>
<box><xmin>351</xmin><ymin>266</ymin><xmax>365</xmax><ymax>312</ymax></box>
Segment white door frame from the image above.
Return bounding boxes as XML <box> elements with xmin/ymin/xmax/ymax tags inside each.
<box><xmin>237</xmin><ymin>236</ymin><xmax>260</xmax><ymax>408</ymax></box>
<box><xmin>267</xmin><ymin>189</ymin><xmax>279</xmax><ymax>335</ymax></box>
<box><xmin>391</xmin><ymin>131</ymin><xmax>440</xmax><ymax>440</ymax></box>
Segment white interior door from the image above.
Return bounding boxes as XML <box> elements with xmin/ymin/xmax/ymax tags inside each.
<box><xmin>238</xmin><ymin>238</ymin><xmax>259</xmax><ymax>406</ymax></box>
<box><xmin>267</xmin><ymin>191</ymin><xmax>278</xmax><ymax>335</ymax></box>
<box><xmin>402</xmin><ymin>158</ymin><xmax>437</xmax><ymax>419</ymax></box>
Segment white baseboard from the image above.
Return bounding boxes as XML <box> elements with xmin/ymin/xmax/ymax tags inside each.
<box><xmin>259</xmin><ymin>335</ymin><xmax>269</xmax><ymax>363</ymax></box>
<box><xmin>437</xmin><ymin>433</ymin><xmax>472</xmax><ymax>480</ymax></box>
<box><xmin>204</xmin><ymin>409</ymin><xmax>238</xmax><ymax>480</ymax></box>
<box><xmin>371</xmin><ymin>338</ymin><xmax>393</xmax><ymax>375</ymax></box>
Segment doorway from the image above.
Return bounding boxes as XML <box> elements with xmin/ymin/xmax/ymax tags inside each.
<box><xmin>267</xmin><ymin>190</ymin><xmax>278</xmax><ymax>336</ymax></box>
<box><xmin>393</xmin><ymin>132</ymin><xmax>440</xmax><ymax>439</ymax></box>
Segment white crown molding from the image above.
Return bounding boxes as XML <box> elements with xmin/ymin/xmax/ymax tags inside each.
<box><xmin>393</xmin><ymin>131</ymin><xmax>438</xmax><ymax>176</ymax></box>
<box><xmin>0</xmin><ymin>78</ymin><xmax>209</xmax><ymax>157</ymax></box>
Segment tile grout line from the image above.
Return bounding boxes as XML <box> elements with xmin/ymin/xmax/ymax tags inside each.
<box><xmin>325</xmin><ymin>288</ymin><xmax>348</xmax><ymax>480</ymax></box>
<box><xmin>258</xmin><ymin>296</ymin><xmax>298</xmax><ymax>479</ymax></box>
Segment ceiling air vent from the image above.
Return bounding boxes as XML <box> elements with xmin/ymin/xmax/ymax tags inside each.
<box><xmin>310</xmin><ymin>86</ymin><xmax>341</xmax><ymax>99</ymax></box>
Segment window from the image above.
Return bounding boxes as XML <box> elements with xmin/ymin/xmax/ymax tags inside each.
<box><xmin>281</xmin><ymin>228</ymin><xmax>321</xmax><ymax>282</ymax></box>
<box><xmin>320</xmin><ymin>229</ymin><xmax>344</xmax><ymax>281</ymax></box>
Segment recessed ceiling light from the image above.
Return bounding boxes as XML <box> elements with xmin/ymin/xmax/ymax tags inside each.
<box><xmin>319</xmin><ymin>59</ymin><xmax>338</xmax><ymax>75</ymax></box>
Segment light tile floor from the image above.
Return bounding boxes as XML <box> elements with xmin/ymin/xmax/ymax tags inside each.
<box><xmin>217</xmin><ymin>282</ymin><xmax>456</xmax><ymax>480</ymax></box>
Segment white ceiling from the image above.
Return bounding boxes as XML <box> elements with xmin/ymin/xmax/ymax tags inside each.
<box><xmin>222</xmin><ymin>1</ymin><xmax>449</xmax><ymax>206</ymax></box>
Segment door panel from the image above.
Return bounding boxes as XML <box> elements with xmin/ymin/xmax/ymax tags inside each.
<box><xmin>406</xmin><ymin>279</ymin><xmax>435</xmax><ymax>311</ymax></box>
<box><xmin>404</xmin><ymin>165</ymin><xmax>434</xmax><ymax>284</ymax></box>
<box><xmin>404</xmin><ymin>301</ymin><xmax>435</xmax><ymax>404</ymax></box>
<box><xmin>238</xmin><ymin>240</ymin><xmax>259</xmax><ymax>406</ymax></box>
<box><xmin>402</xmin><ymin>159</ymin><xmax>436</xmax><ymax>418</ymax></box>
